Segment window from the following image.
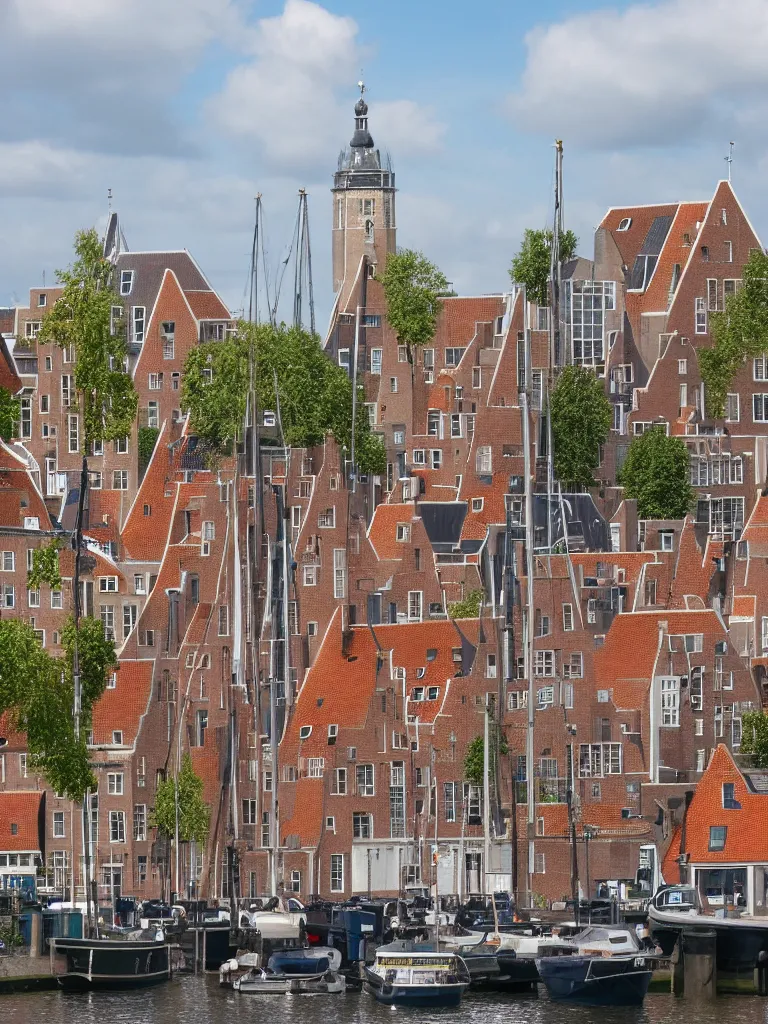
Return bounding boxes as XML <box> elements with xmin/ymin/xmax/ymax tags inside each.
<box><xmin>148</xmin><ymin>372</ymin><xmax>163</xmax><ymax>391</ymax></box>
<box><xmin>67</xmin><ymin>414</ymin><xmax>80</xmax><ymax>453</ymax></box>
<box><xmin>695</xmin><ymin>297</ymin><xmax>707</xmax><ymax>334</ymax></box>
<box><xmin>195</xmin><ymin>710</ymin><xmax>207</xmax><ymax>747</ymax></box>
<box><xmin>333</xmin><ymin>548</ymin><xmax>346</xmax><ymax>600</ymax></box>
<box><xmin>476</xmin><ymin>445</ymin><xmax>492</xmax><ymax>474</ymax></box>
<box><xmin>708</xmin><ymin>826</ymin><xmax>727</xmax><ymax>851</ymax></box>
<box><xmin>353</xmin><ymin>812</ymin><xmax>372</xmax><ymax>839</ymax></box>
<box><xmin>318</xmin><ymin>507</ymin><xmax>335</xmax><ymax>528</ymax></box>
<box><xmin>617</xmin><ymin>217</ymin><xmax>632</xmax><ymax>231</ymax></box>
<box><xmin>534</xmin><ymin>852</ymin><xmax>546</xmax><ymax>874</ymax></box>
<box><xmin>562</xmin><ymin>603</ymin><xmax>574</xmax><ymax>631</ymax></box>
<box><xmin>370</xmin><ymin>348</ymin><xmax>382</xmax><ymax>374</ymax></box>
<box><xmin>133</xmin><ymin>804</ymin><xmax>147</xmax><ymax>841</ymax></box>
<box><xmin>109</xmin><ymin>810</ymin><xmax>126</xmax><ymax>843</ymax></box>
<box><xmin>537</xmin><ymin>686</ymin><xmax>555</xmax><ymax>707</ymax></box>
<box><xmin>330</xmin><ymin>854</ymin><xmax>344</xmax><ymax>892</ymax></box>
<box><xmin>678</xmin><ymin>359</ymin><xmax>687</xmax><ymax>375</ymax></box>
<box><xmin>431</xmin><ymin>449</ymin><xmax>442</xmax><ymax>470</ymax></box>
<box><xmin>1</xmin><ymin>551</ymin><xmax>13</xmax><ymax>572</ymax></box>
<box><xmin>645</xmin><ymin>578</ymin><xmax>657</xmax><ymax>606</ymax></box>
<box><xmin>701</xmin><ymin>245</ymin><xmax>709</xmax><ymax>261</ymax></box>
<box><xmin>242</xmin><ymin>799</ymin><xmax>257</xmax><ymax>825</ymax></box>
<box><xmin>725</xmin><ymin>240</ymin><xmax>733</xmax><ymax>263</ymax></box>
<box><xmin>299</xmin><ymin>725</ymin><xmax>312</xmax><ymax>740</ymax></box>
<box><xmin>161</xmin><ymin>322</ymin><xmax>175</xmax><ymax>359</ymax></box>
<box><xmin>120</xmin><ymin>270</ymin><xmax>134</xmax><ymax>295</ymax></box>
<box><xmin>356</xmin><ymin>763</ymin><xmax>374</xmax><ymax>796</ymax></box>
<box><xmin>132</xmin><ymin>306</ymin><xmax>145</xmax><ymax>343</ymax></box>
<box><xmin>50</xmin><ymin>588</ymin><xmax>63</xmax><ymax>610</ymax></box>
<box><xmin>578</xmin><ymin>742</ymin><xmax>622</xmax><ymax>777</ymax></box>
<box><xmin>113</xmin><ymin>470</ymin><xmax>128</xmax><ymax>490</ymax></box>
<box><xmin>112</xmin><ymin>729</ymin><xmax>123</xmax><ymax>745</ymax></box>
<box><xmin>753</xmin><ymin>393</ymin><xmax>768</xmax><ymax>422</ymax></box>
<box><xmin>685</xmin><ymin>633</ymin><xmax>703</xmax><ymax>653</ymax></box>
<box><xmin>332</xmin><ymin>768</ymin><xmax>347</xmax><ymax>795</ymax></box>
<box><xmin>396</xmin><ymin>522</ymin><xmax>411</xmax><ymax>543</ymax></box>
<box><xmin>2</xmin><ymin>584</ymin><xmax>14</xmax><ymax>609</ymax></box>
<box><xmin>565</xmin><ymin>652</ymin><xmax>583</xmax><ymax>678</ymax></box>
<box><xmin>100</xmin><ymin>604</ymin><xmax>115</xmax><ymax>640</ymax></box>
<box><xmin>486</xmin><ymin>654</ymin><xmax>497</xmax><ymax>679</ymax></box>
<box><xmin>363</xmin><ymin>314</ymin><xmax>381</xmax><ymax>328</ymax></box>
<box><xmin>390</xmin><ymin>376</ymin><xmax>398</xmax><ymax>393</ymax></box>
<box><xmin>534</xmin><ymin>650</ymin><xmax>555</xmax><ymax>676</ymax></box>
<box><xmin>108</xmin><ymin>772</ymin><xmax>124</xmax><ymax>795</ymax></box>
<box><xmin>722</xmin><ymin>782</ymin><xmax>740</xmax><ymax>809</ymax></box>
<box><xmin>302</xmin><ymin>564</ymin><xmax>318</xmax><ymax>587</ymax></box>
<box><xmin>408</xmin><ymin>590</ymin><xmax>422</xmax><ymax>621</ymax></box>
<box><xmin>661</xmin><ymin>677</ymin><xmax>680</xmax><ymax>726</ymax></box>
<box><xmin>99</xmin><ymin>576</ymin><xmax>118</xmax><ymax>593</ymax></box>
<box><xmin>507</xmin><ymin>690</ymin><xmax>527</xmax><ymax>710</ymax></box>
<box><xmin>218</xmin><ymin>605</ymin><xmax>229</xmax><ymax>636</ymax></box>
<box><xmin>471</xmin><ymin>497</ymin><xmax>484</xmax><ymax>513</ymax></box>
<box><xmin>444</xmin><ymin>347</ymin><xmax>466</xmax><ymax>367</ymax></box>
<box><xmin>660</xmin><ymin>531</ymin><xmax>674</xmax><ymax>551</ymax></box>
<box><xmin>444</xmin><ymin>781</ymin><xmax>457</xmax><ymax>822</ymax></box>
<box><xmin>134</xmin><ymin>574</ymin><xmax>147</xmax><ymax>596</ymax></box>
<box><xmin>537</xmin><ymin>615</ymin><xmax>551</xmax><ymax>637</ymax></box>
<box><xmin>53</xmin><ymin>811</ymin><xmax>65</xmax><ymax>838</ymax></box>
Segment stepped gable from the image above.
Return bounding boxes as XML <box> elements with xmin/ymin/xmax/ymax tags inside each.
<box><xmin>122</xmin><ymin>420</ymin><xmax>174</xmax><ymax>562</ymax></box>
<box><xmin>0</xmin><ymin>791</ymin><xmax>43</xmax><ymax>851</ymax></box>
<box><xmin>681</xmin><ymin>744</ymin><xmax>768</xmax><ymax>863</ymax></box>
<box><xmin>91</xmin><ymin>661</ymin><xmax>153</xmax><ymax>747</ymax></box>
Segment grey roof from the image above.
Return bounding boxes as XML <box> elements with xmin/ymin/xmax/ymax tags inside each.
<box><xmin>113</xmin><ymin>251</ymin><xmax>212</xmax><ymax>318</ymax></box>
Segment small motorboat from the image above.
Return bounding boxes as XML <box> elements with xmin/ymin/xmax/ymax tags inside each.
<box><xmin>535</xmin><ymin>925</ymin><xmax>656</xmax><ymax>1006</ymax></box>
<box><xmin>363</xmin><ymin>941</ymin><xmax>470</xmax><ymax>1007</ymax></box>
<box><xmin>233</xmin><ymin>947</ymin><xmax>345</xmax><ymax>995</ymax></box>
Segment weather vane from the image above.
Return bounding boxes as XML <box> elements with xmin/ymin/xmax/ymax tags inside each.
<box><xmin>725</xmin><ymin>142</ymin><xmax>735</xmax><ymax>183</ymax></box>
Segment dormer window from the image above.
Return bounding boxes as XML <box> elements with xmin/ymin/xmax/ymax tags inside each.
<box><xmin>112</xmin><ymin>730</ymin><xmax>123</xmax><ymax>745</ymax></box>
<box><xmin>299</xmin><ymin>725</ymin><xmax>312</xmax><ymax>740</ymax></box>
<box><xmin>120</xmin><ymin>270</ymin><xmax>134</xmax><ymax>296</ymax></box>
<box><xmin>617</xmin><ymin>217</ymin><xmax>632</xmax><ymax>231</ymax></box>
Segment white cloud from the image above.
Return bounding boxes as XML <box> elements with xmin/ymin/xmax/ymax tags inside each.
<box><xmin>0</xmin><ymin>142</ymin><xmax>92</xmax><ymax>198</ymax></box>
<box><xmin>507</xmin><ymin>0</ymin><xmax>768</xmax><ymax>148</ymax></box>
<box><xmin>206</xmin><ymin>0</ymin><xmax>444</xmax><ymax>167</ymax></box>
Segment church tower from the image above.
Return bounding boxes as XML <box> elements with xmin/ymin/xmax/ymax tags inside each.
<box><xmin>332</xmin><ymin>84</ymin><xmax>396</xmax><ymax>308</ymax></box>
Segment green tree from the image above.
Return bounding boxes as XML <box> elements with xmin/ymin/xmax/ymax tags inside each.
<box><xmin>700</xmin><ymin>249</ymin><xmax>768</xmax><ymax>417</ymax></box>
<box><xmin>380</xmin><ymin>249</ymin><xmax>448</xmax><ymax>366</ymax></box>
<box><xmin>740</xmin><ymin>711</ymin><xmax>768</xmax><ymax>768</ymax></box>
<box><xmin>449</xmin><ymin>589</ymin><xmax>484</xmax><ymax>619</ymax></box>
<box><xmin>0</xmin><ymin>617</ymin><xmax>115</xmax><ymax>798</ymax></box>
<box><xmin>138</xmin><ymin>427</ymin><xmax>160</xmax><ymax>469</ymax></box>
<box><xmin>36</xmin><ymin>228</ymin><xmax>137</xmax><ymax>450</ymax></box>
<box><xmin>151</xmin><ymin>753</ymin><xmax>210</xmax><ymax>843</ymax></box>
<box><xmin>27</xmin><ymin>539</ymin><xmax>63</xmax><ymax>592</ymax></box>
<box><xmin>618</xmin><ymin>428</ymin><xmax>694</xmax><ymax>519</ymax></box>
<box><xmin>0</xmin><ymin>386</ymin><xmax>20</xmax><ymax>441</ymax></box>
<box><xmin>464</xmin><ymin>736</ymin><xmax>485</xmax><ymax>787</ymax></box>
<box><xmin>550</xmin><ymin>365</ymin><xmax>612</xmax><ymax>489</ymax></box>
<box><xmin>181</xmin><ymin>323</ymin><xmax>386</xmax><ymax>474</ymax></box>
<box><xmin>510</xmin><ymin>228</ymin><xmax>578</xmax><ymax>308</ymax></box>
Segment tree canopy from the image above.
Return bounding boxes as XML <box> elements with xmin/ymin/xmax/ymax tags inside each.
<box><xmin>550</xmin><ymin>365</ymin><xmax>612</xmax><ymax>489</ymax></box>
<box><xmin>618</xmin><ymin>427</ymin><xmax>694</xmax><ymax>519</ymax></box>
<box><xmin>151</xmin><ymin>753</ymin><xmax>210</xmax><ymax>843</ymax></box>
<box><xmin>510</xmin><ymin>228</ymin><xmax>578</xmax><ymax>308</ymax></box>
<box><xmin>740</xmin><ymin>711</ymin><xmax>768</xmax><ymax>768</ymax></box>
<box><xmin>0</xmin><ymin>387</ymin><xmax>19</xmax><ymax>442</ymax></box>
<box><xmin>380</xmin><ymin>249</ymin><xmax>448</xmax><ymax>361</ymax></box>
<box><xmin>36</xmin><ymin>228</ymin><xmax>137</xmax><ymax>449</ymax></box>
<box><xmin>700</xmin><ymin>249</ymin><xmax>768</xmax><ymax>417</ymax></box>
<box><xmin>449</xmin><ymin>589</ymin><xmax>484</xmax><ymax>619</ymax></box>
<box><xmin>0</xmin><ymin>616</ymin><xmax>116</xmax><ymax>798</ymax></box>
<box><xmin>181</xmin><ymin>322</ymin><xmax>386</xmax><ymax>474</ymax></box>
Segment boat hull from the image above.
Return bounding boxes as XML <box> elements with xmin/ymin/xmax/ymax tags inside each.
<box><xmin>536</xmin><ymin>955</ymin><xmax>652</xmax><ymax>1006</ymax></box>
<box><xmin>235</xmin><ymin>970</ymin><xmax>345</xmax><ymax>995</ymax></box>
<box><xmin>363</xmin><ymin>966</ymin><xmax>466</xmax><ymax>1006</ymax></box>
<box><xmin>53</xmin><ymin>937</ymin><xmax>172</xmax><ymax>991</ymax></box>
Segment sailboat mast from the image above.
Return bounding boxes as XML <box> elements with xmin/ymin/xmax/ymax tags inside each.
<box><xmin>522</xmin><ymin>289</ymin><xmax>536</xmax><ymax>906</ymax></box>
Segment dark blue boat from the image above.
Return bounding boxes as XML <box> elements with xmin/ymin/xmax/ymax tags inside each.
<box><xmin>536</xmin><ymin>953</ymin><xmax>653</xmax><ymax>1006</ymax></box>
<box><xmin>364</xmin><ymin>942</ymin><xmax>470</xmax><ymax>1007</ymax></box>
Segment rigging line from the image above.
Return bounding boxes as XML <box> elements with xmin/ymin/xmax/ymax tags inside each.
<box><xmin>273</xmin><ymin>200</ymin><xmax>301</xmax><ymax>324</ymax></box>
<box><xmin>304</xmin><ymin>192</ymin><xmax>315</xmax><ymax>335</ymax></box>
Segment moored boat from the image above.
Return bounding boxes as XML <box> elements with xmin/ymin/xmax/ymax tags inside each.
<box><xmin>51</xmin><ymin>934</ymin><xmax>173</xmax><ymax>990</ymax></box>
<box><xmin>535</xmin><ymin>952</ymin><xmax>653</xmax><ymax>1006</ymax></box>
<box><xmin>363</xmin><ymin>941</ymin><xmax>470</xmax><ymax>1007</ymax></box>
<box><xmin>233</xmin><ymin>947</ymin><xmax>345</xmax><ymax>995</ymax></box>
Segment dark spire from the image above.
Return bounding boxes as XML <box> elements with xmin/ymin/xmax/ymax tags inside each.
<box><xmin>350</xmin><ymin>80</ymin><xmax>374</xmax><ymax>150</ymax></box>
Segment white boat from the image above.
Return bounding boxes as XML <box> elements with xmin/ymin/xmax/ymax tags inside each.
<box><xmin>363</xmin><ymin>941</ymin><xmax>470</xmax><ymax>1007</ymax></box>
<box><xmin>232</xmin><ymin>947</ymin><xmax>345</xmax><ymax>995</ymax></box>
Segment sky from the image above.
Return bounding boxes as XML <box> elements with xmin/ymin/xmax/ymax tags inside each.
<box><xmin>1</xmin><ymin>0</ymin><xmax>767</xmax><ymax>329</ymax></box>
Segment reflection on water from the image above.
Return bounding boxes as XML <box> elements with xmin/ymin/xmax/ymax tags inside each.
<box><xmin>2</xmin><ymin>976</ymin><xmax>767</xmax><ymax>1024</ymax></box>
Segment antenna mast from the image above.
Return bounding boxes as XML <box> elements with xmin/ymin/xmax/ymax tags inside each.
<box><xmin>725</xmin><ymin>141</ymin><xmax>735</xmax><ymax>183</ymax></box>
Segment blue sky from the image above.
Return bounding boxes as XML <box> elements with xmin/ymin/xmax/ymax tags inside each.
<box><xmin>0</xmin><ymin>0</ymin><xmax>765</xmax><ymax>327</ymax></box>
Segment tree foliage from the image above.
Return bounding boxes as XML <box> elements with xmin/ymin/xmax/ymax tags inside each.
<box><xmin>550</xmin><ymin>365</ymin><xmax>611</xmax><ymax>489</ymax></box>
<box><xmin>510</xmin><ymin>228</ymin><xmax>578</xmax><ymax>308</ymax></box>
<box><xmin>380</xmin><ymin>249</ymin><xmax>448</xmax><ymax>362</ymax></box>
<box><xmin>36</xmin><ymin>228</ymin><xmax>137</xmax><ymax>449</ymax></box>
<box><xmin>0</xmin><ymin>386</ymin><xmax>20</xmax><ymax>442</ymax></box>
<box><xmin>740</xmin><ymin>711</ymin><xmax>768</xmax><ymax>768</ymax></box>
<box><xmin>0</xmin><ymin>616</ymin><xmax>115</xmax><ymax>798</ymax></box>
<box><xmin>27</xmin><ymin>539</ymin><xmax>63</xmax><ymax>591</ymax></box>
<box><xmin>700</xmin><ymin>249</ymin><xmax>768</xmax><ymax>417</ymax></box>
<box><xmin>464</xmin><ymin>736</ymin><xmax>485</xmax><ymax>787</ymax></box>
<box><xmin>449</xmin><ymin>589</ymin><xmax>484</xmax><ymax>619</ymax></box>
<box><xmin>151</xmin><ymin>753</ymin><xmax>210</xmax><ymax>843</ymax></box>
<box><xmin>138</xmin><ymin>426</ymin><xmax>160</xmax><ymax>468</ymax></box>
<box><xmin>181</xmin><ymin>322</ymin><xmax>386</xmax><ymax>474</ymax></box>
<box><xmin>618</xmin><ymin>428</ymin><xmax>694</xmax><ymax>519</ymax></box>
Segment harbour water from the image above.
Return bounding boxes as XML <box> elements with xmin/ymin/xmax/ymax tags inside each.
<box><xmin>2</xmin><ymin>976</ymin><xmax>768</xmax><ymax>1024</ymax></box>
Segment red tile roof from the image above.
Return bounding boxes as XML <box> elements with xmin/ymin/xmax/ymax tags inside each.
<box><xmin>367</xmin><ymin>504</ymin><xmax>417</xmax><ymax>560</ymax></box>
<box><xmin>682</xmin><ymin>745</ymin><xmax>768</xmax><ymax>864</ymax></box>
<box><xmin>0</xmin><ymin>791</ymin><xmax>43</xmax><ymax>852</ymax></box>
<box><xmin>662</xmin><ymin>825</ymin><xmax>682</xmax><ymax>884</ymax></box>
<box><xmin>436</xmin><ymin>296</ymin><xmax>503</xmax><ymax>350</ymax></box>
<box><xmin>184</xmin><ymin>290</ymin><xmax>231</xmax><ymax>321</ymax></box>
<box><xmin>0</xmin><ymin>338</ymin><xmax>22</xmax><ymax>394</ymax></box>
<box><xmin>122</xmin><ymin>421</ymin><xmax>174</xmax><ymax>562</ymax></box>
<box><xmin>281</xmin><ymin>778</ymin><xmax>324</xmax><ymax>847</ymax></box>
<box><xmin>91</xmin><ymin>660</ymin><xmax>153</xmax><ymax>747</ymax></box>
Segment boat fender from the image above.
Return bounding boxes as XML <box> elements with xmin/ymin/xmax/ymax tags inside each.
<box><xmin>228</xmin><ymin>959</ymin><xmax>240</xmax><ymax>972</ymax></box>
<box><xmin>758</xmin><ymin>951</ymin><xmax>768</xmax><ymax>965</ymax></box>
